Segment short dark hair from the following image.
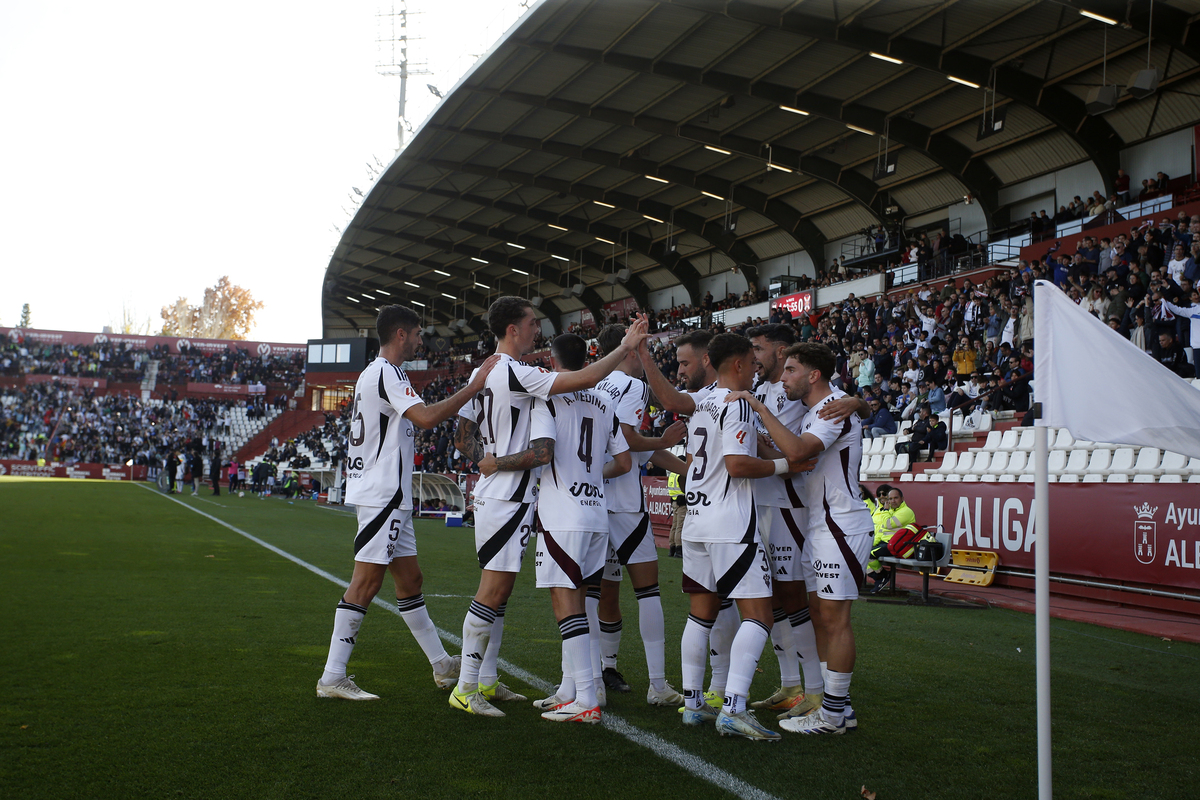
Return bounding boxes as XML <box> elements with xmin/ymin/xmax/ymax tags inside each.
<box><xmin>376</xmin><ymin>305</ymin><xmax>422</xmax><ymax>344</ymax></box>
<box><xmin>674</xmin><ymin>330</ymin><xmax>712</xmax><ymax>351</ymax></box>
<box><xmin>746</xmin><ymin>323</ymin><xmax>796</xmax><ymax>347</ymax></box>
<box><xmin>888</xmin><ymin>487</ymin><xmax>905</xmax><ymax>500</ymax></box>
<box><xmin>551</xmin><ymin>333</ymin><xmax>587</xmax><ymax>371</ymax></box>
<box><xmin>488</xmin><ymin>296</ymin><xmax>534</xmax><ymax>340</ymax></box>
<box><xmin>596</xmin><ymin>324</ymin><xmax>626</xmax><ymax>356</ymax></box>
<box><xmin>707</xmin><ymin>333</ymin><xmax>753</xmax><ymax>370</ymax></box>
<box><xmin>782</xmin><ymin>342</ymin><xmax>836</xmax><ymax>382</ymax></box>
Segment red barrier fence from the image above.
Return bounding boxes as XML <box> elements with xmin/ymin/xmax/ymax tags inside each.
<box><xmin>2</xmin><ymin>326</ymin><xmax>305</xmax><ymax>357</ymax></box>
<box><xmin>0</xmin><ymin>460</ymin><xmax>147</xmax><ymax>481</ymax></box>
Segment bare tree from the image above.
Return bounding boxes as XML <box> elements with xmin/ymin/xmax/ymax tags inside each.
<box><xmin>161</xmin><ymin>277</ymin><xmax>264</xmax><ymax>340</ymax></box>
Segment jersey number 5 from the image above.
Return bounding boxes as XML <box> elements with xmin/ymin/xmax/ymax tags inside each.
<box><xmin>349</xmin><ymin>393</ymin><xmax>365</xmax><ymax>447</ymax></box>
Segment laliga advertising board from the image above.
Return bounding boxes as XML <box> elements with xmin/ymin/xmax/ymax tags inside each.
<box><xmin>880</xmin><ymin>482</ymin><xmax>1200</xmax><ymax>592</ymax></box>
<box><xmin>0</xmin><ymin>461</ymin><xmax>147</xmax><ymax>481</ymax></box>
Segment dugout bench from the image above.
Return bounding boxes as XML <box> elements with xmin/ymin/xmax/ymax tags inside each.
<box><xmin>877</xmin><ymin>528</ymin><xmax>952</xmax><ymax>604</ymax></box>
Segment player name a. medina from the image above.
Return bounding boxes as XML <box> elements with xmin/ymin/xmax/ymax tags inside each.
<box><xmin>563</xmin><ymin>391</ymin><xmax>611</xmax><ymax>414</ymax></box>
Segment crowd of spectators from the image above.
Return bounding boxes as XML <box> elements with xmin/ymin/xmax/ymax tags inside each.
<box><xmin>1</xmin><ymin>341</ymin><xmax>149</xmax><ymax>382</ymax></box>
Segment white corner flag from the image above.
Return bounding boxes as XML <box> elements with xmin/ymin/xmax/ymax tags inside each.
<box><xmin>1034</xmin><ymin>280</ymin><xmax>1200</xmax><ymax>459</ymax></box>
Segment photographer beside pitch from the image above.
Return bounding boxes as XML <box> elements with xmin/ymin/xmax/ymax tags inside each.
<box><xmin>725</xmin><ymin>342</ymin><xmax>873</xmax><ymax>735</ymax></box>
<box><xmin>315</xmin><ymin>304</ymin><xmax>500</xmax><ymax>701</ymax></box>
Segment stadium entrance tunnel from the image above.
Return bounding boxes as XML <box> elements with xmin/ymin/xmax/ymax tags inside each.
<box><xmin>413</xmin><ymin>472</ymin><xmax>466</xmax><ymax>513</ymax></box>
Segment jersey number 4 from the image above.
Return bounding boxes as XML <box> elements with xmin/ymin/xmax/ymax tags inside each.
<box><xmin>577</xmin><ymin>417</ymin><xmax>594</xmax><ymax>472</ymax></box>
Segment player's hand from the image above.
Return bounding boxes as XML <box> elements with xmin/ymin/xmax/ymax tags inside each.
<box><xmin>468</xmin><ymin>355</ymin><xmax>502</xmax><ymax>392</ymax></box>
<box><xmin>660</xmin><ymin>420</ymin><xmax>686</xmax><ymax>447</ymax></box>
<box><xmin>788</xmin><ymin>455</ymin><xmax>819</xmax><ymax>473</ymax></box>
<box><xmin>479</xmin><ymin>454</ymin><xmax>498</xmax><ymax>477</ymax></box>
<box><xmin>723</xmin><ymin>390</ymin><xmax>763</xmax><ymax>414</ymax></box>
<box><xmin>756</xmin><ymin>432</ymin><xmax>778</xmax><ymax>457</ymax></box>
<box><xmin>620</xmin><ymin>317</ymin><xmax>649</xmax><ymax>351</ymax></box>
<box><xmin>819</xmin><ymin>395</ymin><xmax>861</xmax><ymax>423</ymax></box>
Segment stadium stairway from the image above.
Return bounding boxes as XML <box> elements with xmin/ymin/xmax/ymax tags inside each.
<box><xmin>234</xmin><ymin>408</ymin><xmax>326</xmax><ymax>464</ymax></box>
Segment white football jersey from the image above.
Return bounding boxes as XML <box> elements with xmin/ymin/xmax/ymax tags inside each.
<box><xmin>530</xmin><ymin>389</ymin><xmax>628</xmax><ymax>532</ymax></box>
<box><xmin>685</xmin><ymin>380</ymin><xmax>717</xmax><ymax>413</ymax></box>
<box><xmin>460</xmin><ymin>353</ymin><xmax>558</xmax><ymax>503</ymax></box>
<box><xmin>681</xmin><ymin>387</ymin><xmax>759</xmax><ymax>543</ymax></box>
<box><xmin>752</xmin><ymin>378</ymin><xmax>809</xmax><ymax>509</ymax></box>
<box><xmin>345</xmin><ymin>357</ymin><xmax>424</xmax><ymax>509</ymax></box>
<box><xmin>798</xmin><ymin>388</ymin><xmax>874</xmax><ymax>538</ymax></box>
<box><xmin>597</xmin><ymin>370</ymin><xmax>649</xmax><ymax>513</ymax></box>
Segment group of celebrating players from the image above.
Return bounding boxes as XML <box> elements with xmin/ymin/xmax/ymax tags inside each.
<box><xmin>315</xmin><ymin>296</ymin><xmax>875</xmax><ymax>741</ymax></box>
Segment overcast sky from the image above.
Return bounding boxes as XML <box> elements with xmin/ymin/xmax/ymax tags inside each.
<box><xmin>0</xmin><ymin>0</ymin><xmax>528</xmax><ymax>342</ymax></box>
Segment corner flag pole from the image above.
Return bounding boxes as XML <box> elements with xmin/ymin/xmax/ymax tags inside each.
<box><xmin>1033</xmin><ymin>416</ymin><xmax>1051</xmax><ymax>800</ymax></box>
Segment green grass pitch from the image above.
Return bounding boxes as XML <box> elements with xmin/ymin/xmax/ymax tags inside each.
<box><xmin>1</xmin><ymin>477</ymin><xmax>1198</xmax><ymax>799</ymax></box>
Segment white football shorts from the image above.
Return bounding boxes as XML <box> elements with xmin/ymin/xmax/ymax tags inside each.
<box><xmin>681</xmin><ymin>538</ymin><xmax>773</xmax><ymax>600</ymax></box>
<box><xmin>535</xmin><ymin>530</ymin><xmax>608</xmax><ymax>589</ymax></box>
<box><xmin>758</xmin><ymin>505</ymin><xmax>806</xmax><ymax>584</ymax></box>
<box><xmin>798</xmin><ymin>532</ymin><xmax>872</xmax><ymax>600</ymax></box>
<box><xmin>473</xmin><ymin>497</ymin><xmax>536</xmax><ymax>573</ymax></box>
<box><xmin>353</xmin><ymin>505</ymin><xmax>417</xmax><ymax>565</ymax></box>
<box><xmin>603</xmin><ymin>510</ymin><xmax>656</xmax><ymax>581</ymax></box>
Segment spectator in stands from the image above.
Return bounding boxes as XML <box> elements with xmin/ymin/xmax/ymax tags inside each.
<box><xmin>1152</xmin><ymin>331</ymin><xmax>1194</xmax><ymax>378</ymax></box>
<box><xmin>926</xmin><ymin>379</ymin><xmax>946</xmax><ymax>414</ymax></box>
<box><xmin>862</xmin><ymin>397</ymin><xmax>896</xmax><ymax>440</ymax></box>
<box><xmin>1115</xmin><ymin>168</ymin><xmax>1130</xmax><ymax>203</ymax></box>
<box><xmin>1167</xmin><ymin>244</ymin><xmax>1194</xmax><ymax>287</ymax></box>
<box><xmin>905</xmin><ymin>403</ymin><xmax>947</xmax><ymax>462</ymax></box>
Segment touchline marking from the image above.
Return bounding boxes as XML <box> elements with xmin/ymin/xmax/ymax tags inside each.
<box><xmin>141</xmin><ymin>485</ymin><xmax>781</xmax><ymax>800</ymax></box>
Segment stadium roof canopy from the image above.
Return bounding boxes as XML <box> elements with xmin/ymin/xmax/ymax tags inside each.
<box><xmin>323</xmin><ymin>0</ymin><xmax>1200</xmax><ymax>336</ymax></box>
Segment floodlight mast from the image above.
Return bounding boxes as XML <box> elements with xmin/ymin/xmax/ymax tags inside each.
<box><xmin>376</xmin><ymin>1</ymin><xmax>429</xmax><ymax>152</ymax></box>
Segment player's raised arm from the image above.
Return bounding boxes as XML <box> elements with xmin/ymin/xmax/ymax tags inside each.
<box><xmin>637</xmin><ymin>335</ymin><xmax>696</xmax><ymax>415</ymax></box>
<box><xmin>622</xmin><ymin>419</ymin><xmax>685</xmax><ymax>453</ymax></box>
<box><xmin>478</xmin><ymin>437</ymin><xmax>554</xmax><ymax>477</ymax></box>
<box><xmin>648</xmin><ymin>449</ymin><xmax>686</xmax><ymax>475</ymax></box>
<box><xmin>549</xmin><ymin>318</ymin><xmax>649</xmax><ymax>394</ymax></box>
<box><xmin>404</xmin><ymin>355</ymin><xmax>501</xmax><ymax>430</ymax></box>
<box><xmin>817</xmin><ymin>395</ymin><xmax>870</xmax><ymax>422</ymax></box>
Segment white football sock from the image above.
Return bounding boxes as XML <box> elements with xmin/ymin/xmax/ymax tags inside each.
<box><xmin>455</xmin><ymin>600</ymin><xmax>496</xmax><ymax>693</ymax></box>
<box><xmin>478</xmin><ymin>602</ymin><xmax>506</xmax><ymax>687</ymax></box>
<box><xmin>822</xmin><ymin>669</ymin><xmax>852</xmax><ymax>722</ymax></box>
<box><xmin>770</xmin><ymin>607</ymin><xmax>801</xmax><ymax>687</ymax></box>
<box><xmin>634</xmin><ymin>583</ymin><xmax>666</xmax><ymax>690</ymax></box>
<box><xmin>599</xmin><ymin>617</ymin><xmax>622</xmax><ymax>670</ymax></box>
<box><xmin>725</xmin><ymin>619</ymin><xmax>771</xmax><ymax>711</ymax></box>
<box><xmin>321</xmin><ymin>598</ymin><xmax>367</xmax><ymax>684</ymax></box>
<box><xmin>557</xmin><ymin>648</ymin><xmax>576</xmax><ymax>701</ymax></box>
<box><xmin>706</xmin><ymin>600</ymin><xmax>739</xmax><ymax>697</ymax></box>
<box><xmin>396</xmin><ymin>594</ymin><xmax>450</xmax><ymax>667</ymax></box>
<box><xmin>791</xmin><ymin>608</ymin><xmax>823</xmax><ymax>694</ymax></box>
<box><xmin>559</xmin><ymin>615</ymin><xmax>595</xmax><ymax>709</ymax></box>
<box><xmin>681</xmin><ymin>614</ymin><xmax>714</xmax><ymax>710</ymax></box>
<box><xmin>585</xmin><ymin>587</ymin><xmax>602</xmax><ymax>683</ymax></box>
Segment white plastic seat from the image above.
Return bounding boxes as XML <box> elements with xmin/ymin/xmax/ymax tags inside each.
<box><xmin>952</xmin><ymin>452</ymin><xmax>976</xmax><ymax>475</ymax></box>
<box><xmin>892</xmin><ymin>453</ymin><xmax>910</xmax><ymax>474</ymax></box>
<box><xmin>986</xmin><ymin>452</ymin><xmax>1009</xmax><ymax>474</ymax></box>
<box><xmin>945</xmin><ymin>474</ymin><xmax>963</xmax><ymax>482</ymax></box>
<box><xmin>1015</xmin><ymin>428</ymin><xmax>1036</xmax><ymax>451</ymax></box>
<box><xmin>1058</xmin><ymin>474</ymin><xmax>1079</xmax><ymax>483</ymax></box>
<box><xmin>1106</xmin><ymin>448</ymin><xmax>1136</xmax><ymax>476</ymax></box>
<box><xmin>1132</xmin><ymin>474</ymin><xmax>1155</xmax><ymax>483</ymax></box>
<box><xmin>1051</xmin><ymin>428</ymin><xmax>1075</xmax><ymax>450</ymax></box>
<box><xmin>934</xmin><ymin>452</ymin><xmax>959</xmax><ymax>474</ymax></box>
<box><xmin>981</xmin><ymin>474</ymin><xmax>998</xmax><ymax>482</ymax></box>
<box><xmin>914</xmin><ymin>472</ymin><xmax>929</xmax><ymax>482</ymax></box>
<box><xmin>926</xmin><ymin>473</ymin><xmax>943</xmax><ymax>482</ymax></box>
<box><xmin>1046</xmin><ymin>449</ymin><xmax>1068</xmax><ymax>477</ymax></box>
<box><xmin>1106</xmin><ymin>473</ymin><xmax>1129</xmax><ymax>483</ymax></box>
<box><xmin>998</xmin><ymin>474</ymin><xmax>1016</xmax><ymax>482</ymax></box>
<box><xmin>1160</xmin><ymin>451</ymin><xmax>1189</xmax><ymax>475</ymax></box>
<box><xmin>879</xmin><ymin>435</ymin><xmax>898</xmax><ymax>454</ymax></box>
<box><xmin>1018</xmin><ymin>474</ymin><xmax>1036</xmax><ymax>482</ymax></box>
<box><xmin>876</xmin><ymin>454</ymin><xmax>897</xmax><ymax>476</ymax></box>
<box><xmin>1131</xmin><ymin>447</ymin><xmax>1163</xmax><ymax>476</ymax></box>
<box><xmin>899</xmin><ymin>473</ymin><xmax>913</xmax><ymax>482</ymax></box>
<box><xmin>864</xmin><ymin>437</ymin><xmax>884</xmax><ymax>456</ymax></box>
<box><xmin>1082</xmin><ymin>474</ymin><xmax>1104</xmax><ymax>483</ymax></box>
<box><xmin>1084</xmin><ymin>448</ymin><xmax>1112</xmax><ymax>475</ymax></box>
<box><xmin>1061</xmin><ymin>449</ymin><xmax>1090</xmax><ymax>476</ymax></box>
<box><xmin>968</xmin><ymin>453</ymin><xmax>992</xmax><ymax>476</ymax></box>
<box><xmin>978</xmin><ymin>431</ymin><xmax>1003</xmax><ymax>453</ymax></box>
<box><xmin>1160</xmin><ymin>474</ymin><xmax>1182</xmax><ymax>483</ymax></box>
<box><xmin>1186</xmin><ymin>457</ymin><xmax>1200</xmax><ymax>473</ymax></box>
<box><xmin>997</xmin><ymin>429</ymin><xmax>1019</xmax><ymax>451</ymax></box>
<box><xmin>1190</xmin><ymin>475</ymin><xmax>1200</xmax><ymax>483</ymax></box>
<box><xmin>864</xmin><ymin>454</ymin><xmax>883</xmax><ymax>475</ymax></box>
<box><xmin>1004</xmin><ymin>450</ymin><xmax>1028</xmax><ymax>475</ymax></box>
<box><xmin>963</xmin><ymin>475</ymin><xmax>980</xmax><ymax>482</ymax></box>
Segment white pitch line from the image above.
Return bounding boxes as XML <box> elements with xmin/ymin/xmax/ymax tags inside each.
<box><xmin>140</xmin><ymin>485</ymin><xmax>781</xmax><ymax>800</ymax></box>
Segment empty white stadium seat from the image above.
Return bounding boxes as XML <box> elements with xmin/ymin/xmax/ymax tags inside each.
<box><xmin>928</xmin><ymin>473</ymin><xmax>945</xmax><ymax>482</ymax></box>
<box><xmin>952</xmin><ymin>452</ymin><xmax>976</xmax><ymax>475</ymax></box>
<box><xmin>986</xmin><ymin>451</ymin><xmax>1010</xmax><ymax>474</ymax></box>
<box><xmin>892</xmin><ymin>453</ymin><xmax>910</xmax><ymax>474</ymax></box>
<box><xmin>1132</xmin><ymin>474</ymin><xmax>1155</xmax><ymax>483</ymax></box>
<box><xmin>876</xmin><ymin>454</ymin><xmax>896</xmax><ymax>476</ymax></box>
<box><xmin>978</xmin><ymin>431</ymin><xmax>1003</xmax><ymax>453</ymax></box>
<box><xmin>967</xmin><ymin>453</ymin><xmax>992</xmax><ymax>476</ymax></box>
<box><xmin>1058</xmin><ymin>474</ymin><xmax>1079</xmax><ymax>483</ymax></box>
<box><xmin>1082</xmin><ymin>474</ymin><xmax>1104</xmax><ymax>483</ymax></box>
<box><xmin>864</xmin><ymin>437</ymin><xmax>884</xmax><ymax>456</ymax></box>
<box><xmin>1131</xmin><ymin>448</ymin><xmax>1163</xmax><ymax>476</ymax></box>
<box><xmin>899</xmin><ymin>473</ymin><xmax>913</xmax><ymax>482</ymax></box>
<box><xmin>981</xmin><ymin>474</ymin><xmax>998</xmax><ymax>482</ymax></box>
<box><xmin>998</xmin><ymin>474</ymin><xmax>1016</xmax><ymax>482</ymax></box>
<box><xmin>914</xmin><ymin>472</ymin><xmax>929</xmax><ymax>482</ymax></box>
<box><xmin>1106</xmin><ymin>448</ymin><xmax>1136</xmax><ymax>476</ymax></box>
<box><xmin>1004</xmin><ymin>450</ymin><xmax>1028</xmax><ymax>475</ymax></box>
<box><xmin>1018</xmin><ymin>474</ymin><xmax>1036</xmax><ymax>482</ymax></box>
<box><xmin>1106</xmin><ymin>473</ymin><xmax>1129</xmax><ymax>483</ymax></box>
<box><xmin>1160</xmin><ymin>451</ymin><xmax>1189</xmax><ymax>475</ymax></box>
<box><xmin>933</xmin><ymin>452</ymin><xmax>959</xmax><ymax>474</ymax></box>
<box><xmin>1060</xmin><ymin>449</ymin><xmax>1090</xmax><ymax>476</ymax></box>
<box><xmin>1084</xmin><ymin>448</ymin><xmax>1112</xmax><ymax>476</ymax></box>
<box><xmin>1051</xmin><ymin>428</ymin><xmax>1075</xmax><ymax>450</ymax></box>
<box><xmin>945</xmin><ymin>474</ymin><xmax>963</xmax><ymax>482</ymax></box>
<box><xmin>1159</xmin><ymin>474</ymin><xmax>1182</xmax><ymax>483</ymax></box>
<box><xmin>1015</xmin><ymin>428</ymin><xmax>1036</xmax><ymax>451</ymax></box>
<box><xmin>863</xmin><ymin>454</ymin><xmax>883</xmax><ymax>475</ymax></box>
<box><xmin>997</xmin><ymin>429</ymin><xmax>1020</xmax><ymax>451</ymax></box>
<box><xmin>1046</xmin><ymin>449</ymin><xmax>1068</xmax><ymax>476</ymax></box>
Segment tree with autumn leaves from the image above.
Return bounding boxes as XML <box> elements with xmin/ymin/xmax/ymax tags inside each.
<box><xmin>160</xmin><ymin>277</ymin><xmax>263</xmax><ymax>340</ymax></box>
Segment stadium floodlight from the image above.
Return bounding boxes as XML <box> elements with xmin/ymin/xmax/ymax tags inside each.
<box><xmin>375</xmin><ymin>289</ymin><xmax>390</xmax><ymax>296</ymax></box>
<box><xmin>869</xmin><ymin>52</ymin><xmax>903</xmax><ymax>64</ymax></box>
<box><xmin>846</xmin><ymin>124</ymin><xmax>875</xmax><ymax>135</ymax></box>
<box><xmin>512</xmin><ymin>268</ymin><xmax>528</xmax><ymax>275</ymax></box>
<box><xmin>404</xmin><ymin>281</ymin><xmax>420</xmax><ymax>288</ymax></box>
<box><xmin>700</xmin><ymin>191</ymin><xmax>724</xmax><ymax>200</ymax></box>
<box><xmin>346</xmin><ymin>296</ymin><xmax>360</xmax><ymax>303</ymax></box>
<box><xmin>470</xmin><ymin>257</ymin><xmax>488</xmax><ymax>263</ymax></box>
<box><xmin>594</xmin><ymin>200</ymin><xmax>615</xmax><ymax>208</ymax></box>
<box><xmin>361</xmin><ymin>293</ymin><xmax>376</xmax><ymax>299</ymax></box>
<box><xmin>644</xmin><ymin>175</ymin><xmax>669</xmax><ymax>184</ymax></box>
<box><xmin>643</xmin><ymin>214</ymin><xmax>664</xmax><ymax>223</ymax></box>
<box><xmin>506</xmin><ymin>242</ymin><xmax>525</xmax><ymax>249</ymax></box>
<box><xmin>548</xmin><ymin>223</ymin><xmax>568</xmax><ymax>231</ymax></box>
<box><xmin>778</xmin><ymin>105</ymin><xmax>809</xmax><ymax>115</ymax></box>
<box><xmin>433</xmin><ymin>269</ymin><xmax>450</xmax><ymax>276</ymax></box>
<box><xmin>475</xmin><ymin>281</ymin><xmax>490</xmax><ymax>289</ymax></box>
<box><xmin>704</xmin><ymin>145</ymin><xmax>732</xmax><ymax>154</ymax></box>
<box><xmin>767</xmin><ymin>163</ymin><xmax>793</xmax><ymax>173</ymax></box>
<box><xmin>411</xmin><ymin>300</ymin><xmax>425</xmax><ymax>307</ymax></box>
<box><xmin>441</xmin><ymin>292</ymin><xmax>456</xmax><ymax>299</ymax></box>
<box><xmin>596</xmin><ymin>237</ymin><xmax>615</xmax><ymax>245</ymax></box>
<box><xmin>551</xmin><ymin>254</ymin><xmax>569</xmax><ymax>261</ymax></box>
<box><xmin>948</xmin><ymin>75</ymin><xmax>981</xmax><ymax>89</ymax></box>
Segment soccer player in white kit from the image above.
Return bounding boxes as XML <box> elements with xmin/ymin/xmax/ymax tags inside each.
<box><xmin>592</xmin><ymin>323</ymin><xmax>686</xmax><ymax>706</ymax></box>
<box><xmin>316</xmin><ymin>304</ymin><xmax>500</xmax><ymax>701</ymax></box>
<box><xmin>448</xmin><ymin>297</ymin><xmax>649</xmax><ymax>717</ymax></box>
<box><xmin>679</xmin><ymin>333</ymin><xmax>803</xmax><ymax>742</ymax></box>
<box><xmin>746</xmin><ymin>325</ymin><xmax>868</xmax><ymax>721</ymax></box>
<box><xmin>527</xmin><ymin>333</ymin><xmax>632</xmax><ymax>723</ymax></box>
<box><xmin>727</xmin><ymin>342</ymin><xmax>874</xmax><ymax>735</ymax></box>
